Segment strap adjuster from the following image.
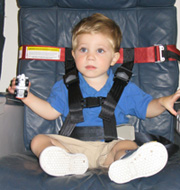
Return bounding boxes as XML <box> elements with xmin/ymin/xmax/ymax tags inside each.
<box><xmin>82</xmin><ymin>97</ymin><xmax>105</xmax><ymax>108</ymax></box>
<box><xmin>63</xmin><ymin>70</ymin><xmax>79</xmax><ymax>87</ymax></box>
<box><xmin>154</xmin><ymin>44</ymin><xmax>166</xmax><ymax>63</ymax></box>
<box><xmin>114</xmin><ymin>66</ymin><xmax>132</xmax><ymax>83</ymax></box>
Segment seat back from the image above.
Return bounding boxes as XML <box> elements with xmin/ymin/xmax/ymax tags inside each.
<box><xmin>17</xmin><ymin>0</ymin><xmax>179</xmax><ymax>149</ymax></box>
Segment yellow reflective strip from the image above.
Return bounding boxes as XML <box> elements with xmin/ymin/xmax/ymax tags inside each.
<box><xmin>27</xmin><ymin>46</ymin><xmax>60</xmax><ymax>52</ymax></box>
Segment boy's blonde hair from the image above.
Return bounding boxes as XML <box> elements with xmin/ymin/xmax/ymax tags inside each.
<box><xmin>72</xmin><ymin>13</ymin><xmax>122</xmax><ymax>52</ymax></box>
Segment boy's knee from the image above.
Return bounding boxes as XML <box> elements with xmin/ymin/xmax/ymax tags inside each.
<box><xmin>124</xmin><ymin>140</ymin><xmax>138</xmax><ymax>149</ymax></box>
<box><xmin>31</xmin><ymin>134</ymin><xmax>46</xmax><ymax>152</ymax></box>
<box><xmin>113</xmin><ymin>140</ymin><xmax>138</xmax><ymax>152</ymax></box>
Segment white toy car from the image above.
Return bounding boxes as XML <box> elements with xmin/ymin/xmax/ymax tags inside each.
<box><xmin>14</xmin><ymin>74</ymin><xmax>29</xmax><ymax>99</ymax></box>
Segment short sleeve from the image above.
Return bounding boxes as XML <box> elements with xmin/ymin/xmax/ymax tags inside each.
<box><xmin>118</xmin><ymin>82</ymin><xmax>153</xmax><ymax>120</ymax></box>
<box><xmin>47</xmin><ymin>80</ymin><xmax>69</xmax><ymax>116</ymax></box>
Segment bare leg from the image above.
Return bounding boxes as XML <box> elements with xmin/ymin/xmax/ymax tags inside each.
<box><xmin>31</xmin><ymin>134</ymin><xmax>69</xmax><ymax>157</ymax></box>
<box><xmin>103</xmin><ymin>140</ymin><xmax>138</xmax><ymax>167</ymax></box>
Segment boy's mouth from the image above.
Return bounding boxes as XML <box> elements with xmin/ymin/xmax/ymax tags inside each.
<box><xmin>85</xmin><ymin>65</ymin><xmax>96</xmax><ymax>70</ymax></box>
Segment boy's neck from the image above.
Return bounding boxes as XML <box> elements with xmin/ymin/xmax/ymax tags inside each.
<box><xmin>84</xmin><ymin>75</ymin><xmax>108</xmax><ymax>91</ymax></box>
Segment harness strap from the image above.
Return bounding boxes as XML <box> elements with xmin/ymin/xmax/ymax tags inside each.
<box><xmin>19</xmin><ymin>44</ymin><xmax>180</xmax><ymax>63</ymax></box>
<box><xmin>59</xmin><ymin>48</ymin><xmax>84</xmax><ymax>136</ymax></box>
<box><xmin>99</xmin><ymin>62</ymin><xmax>133</xmax><ymax>142</ymax></box>
<box><xmin>59</xmin><ymin>113</ymin><xmax>76</xmax><ymax>136</ymax></box>
<box><xmin>70</xmin><ymin>126</ymin><xmax>104</xmax><ymax>141</ymax></box>
<box><xmin>163</xmin><ymin>45</ymin><xmax>180</xmax><ymax>62</ymax></box>
<box><xmin>71</xmin><ymin>127</ymin><xmax>179</xmax><ymax>157</ymax></box>
<box><xmin>135</xmin><ymin>132</ymin><xmax>179</xmax><ymax>158</ymax></box>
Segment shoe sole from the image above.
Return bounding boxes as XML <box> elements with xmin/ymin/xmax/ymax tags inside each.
<box><xmin>108</xmin><ymin>142</ymin><xmax>168</xmax><ymax>184</ymax></box>
<box><xmin>39</xmin><ymin>146</ymin><xmax>88</xmax><ymax>176</ymax></box>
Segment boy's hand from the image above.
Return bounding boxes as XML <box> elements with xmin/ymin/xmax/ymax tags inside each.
<box><xmin>160</xmin><ymin>89</ymin><xmax>180</xmax><ymax>116</ymax></box>
<box><xmin>8</xmin><ymin>76</ymin><xmax>60</xmax><ymax>120</ymax></box>
<box><xmin>147</xmin><ymin>89</ymin><xmax>180</xmax><ymax>118</ymax></box>
<box><xmin>8</xmin><ymin>77</ymin><xmax>18</xmax><ymax>94</ymax></box>
<box><xmin>8</xmin><ymin>75</ymin><xmax>31</xmax><ymax>99</ymax></box>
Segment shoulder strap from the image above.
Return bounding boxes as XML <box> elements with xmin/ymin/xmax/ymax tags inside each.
<box><xmin>99</xmin><ymin>62</ymin><xmax>134</xmax><ymax>142</ymax></box>
<box><xmin>59</xmin><ymin>48</ymin><xmax>84</xmax><ymax>136</ymax></box>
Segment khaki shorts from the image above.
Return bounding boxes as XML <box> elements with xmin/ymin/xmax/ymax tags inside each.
<box><xmin>47</xmin><ymin>134</ymin><xmax>120</xmax><ymax>169</ymax></box>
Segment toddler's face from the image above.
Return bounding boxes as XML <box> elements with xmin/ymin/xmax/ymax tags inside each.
<box><xmin>72</xmin><ymin>33</ymin><xmax>120</xmax><ymax>83</ymax></box>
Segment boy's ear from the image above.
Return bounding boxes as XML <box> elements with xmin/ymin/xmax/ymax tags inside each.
<box><xmin>111</xmin><ymin>52</ymin><xmax>120</xmax><ymax>66</ymax></box>
<box><xmin>71</xmin><ymin>50</ymin><xmax>75</xmax><ymax>59</ymax></box>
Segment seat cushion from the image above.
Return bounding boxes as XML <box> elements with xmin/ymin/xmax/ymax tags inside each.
<box><xmin>0</xmin><ymin>150</ymin><xmax>180</xmax><ymax>190</ymax></box>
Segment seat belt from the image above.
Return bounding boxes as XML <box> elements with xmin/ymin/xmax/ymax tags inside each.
<box><xmin>19</xmin><ymin>44</ymin><xmax>180</xmax><ymax>64</ymax></box>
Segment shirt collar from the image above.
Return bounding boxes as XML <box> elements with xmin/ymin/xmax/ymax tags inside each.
<box><xmin>79</xmin><ymin>68</ymin><xmax>114</xmax><ymax>97</ymax></box>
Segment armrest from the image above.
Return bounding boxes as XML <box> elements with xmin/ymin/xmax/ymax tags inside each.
<box><xmin>0</xmin><ymin>93</ymin><xmax>26</xmax><ymax>157</ymax></box>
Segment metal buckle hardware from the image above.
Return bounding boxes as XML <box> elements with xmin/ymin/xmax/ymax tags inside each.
<box><xmin>154</xmin><ymin>44</ymin><xmax>165</xmax><ymax>63</ymax></box>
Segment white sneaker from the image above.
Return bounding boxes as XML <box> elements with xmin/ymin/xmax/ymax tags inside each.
<box><xmin>108</xmin><ymin>141</ymin><xmax>168</xmax><ymax>184</ymax></box>
<box><xmin>39</xmin><ymin>146</ymin><xmax>88</xmax><ymax>176</ymax></box>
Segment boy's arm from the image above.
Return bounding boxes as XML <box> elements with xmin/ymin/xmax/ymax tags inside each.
<box><xmin>22</xmin><ymin>92</ymin><xmax>61</xmax><ymax>120</ymax></box>
<box><xmin>146</xmin><ymin>89</ymin><xmax>180</xmax><ymax>118</ymax></box>
<box><xmin>8</xmin><ymin>78</ymin><xmax>61</xmax><ymax>120</ymax></box>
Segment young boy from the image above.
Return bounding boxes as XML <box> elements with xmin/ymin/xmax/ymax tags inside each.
<box><xmin>8</xmin><ymin>13</ymin><xmax>180</xmax><ymax>184</ymax></box>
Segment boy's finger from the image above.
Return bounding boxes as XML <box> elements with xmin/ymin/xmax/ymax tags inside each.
<box><xmin>7</xmin><ymin>86</ymin><xmax>14</xmax><ymax>94</ymax></box>
<box><xmin>168</xmin><ymin>107</ymin><xmax>177</xmax><ymax>116</ymax></box>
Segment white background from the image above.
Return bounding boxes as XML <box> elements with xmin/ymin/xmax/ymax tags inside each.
<box><xmin>0</xmin><ymin>0</ymin><xmax>180</xmax><ymax>91</ymax></box>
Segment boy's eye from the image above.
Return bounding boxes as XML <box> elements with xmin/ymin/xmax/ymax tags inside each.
<box><xmin>80</xmin><ymin>48</ymin><xmax>87</xmax><ymax>53</ymax></box>
<box><xmin>97</xmin><ymin>48</ymin><xmax>104</xmax><ymax>54</ymax></box>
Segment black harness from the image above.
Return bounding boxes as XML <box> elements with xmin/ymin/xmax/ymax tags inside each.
<box><xmin>58</xmin><ymin>47</ymin><xmax>180</xmax><ymax>157</ymax></box>
<box><xmin>59</xmin><ymin>48</ymin><xmax>133</xmax><ymax>142</ymax></box>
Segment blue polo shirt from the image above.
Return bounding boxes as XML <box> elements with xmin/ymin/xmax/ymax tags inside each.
<box><xmin>47</xmin><ymin>69</ymin><xmax>152</xmax><ymax>127</ymax></box>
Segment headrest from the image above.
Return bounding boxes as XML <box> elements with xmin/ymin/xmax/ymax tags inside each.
<box><xmin>17</xmin><ymin>0</ymin><xmax>175</xmax><ymax>8</ymax></box>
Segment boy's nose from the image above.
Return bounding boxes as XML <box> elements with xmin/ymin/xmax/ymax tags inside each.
<box><xmin>87</xmin><ymin>52</ymin><xmax>95</xmax><ymax>60</ymax></box>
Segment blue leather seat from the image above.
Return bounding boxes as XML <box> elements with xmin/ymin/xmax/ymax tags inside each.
<box><xmin>0</xmin><ymin>0</ymin><xmax>180</xmax><ymax>189</ymax></box>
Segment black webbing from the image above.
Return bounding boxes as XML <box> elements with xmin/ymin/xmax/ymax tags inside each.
<box><xmin>123</xmin><ymin>48</ymin><xmax>134</xmax><ymax>64</ymax></box>
<box><xmin>59</xmin><ymin>114</ymin><xmax>76</xmax><ymax>136</ymax></box>
<box><xmin>64</xmin><ymin>47</ymin><xmax>76</xmax><ymax>74</ymax></box>
<box><xmin>166</xmin><ymin>51</ymin><xmax>180</xmax><ymax>61</ymax></box>
<box><xmin>70</xmin><ymin>126</ymin><xmax>104</xmax><ymax>141</ymax></box>
<box><xmin>82</xmin><ymin>97</ymin><xmax>105</xmax><ymax>108</ymax></box>
<box><xmin>99</xmin><ymin>62</ymin><xmax>133</xmax><ymax>142</ymax></box>
<box><xmin>135</xmin><ymin>132</ymin><xmax>179</xmax><ymax>158</ymax></box>
<box><xmin>59</xmin><ymin>48</ymin><xmax>84</xmax><ymax>136</ymax></box>
<box><xmin>162</xmin><ymin>45</ymin><xmax>180</xmax><ymax>62</ymax></box>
